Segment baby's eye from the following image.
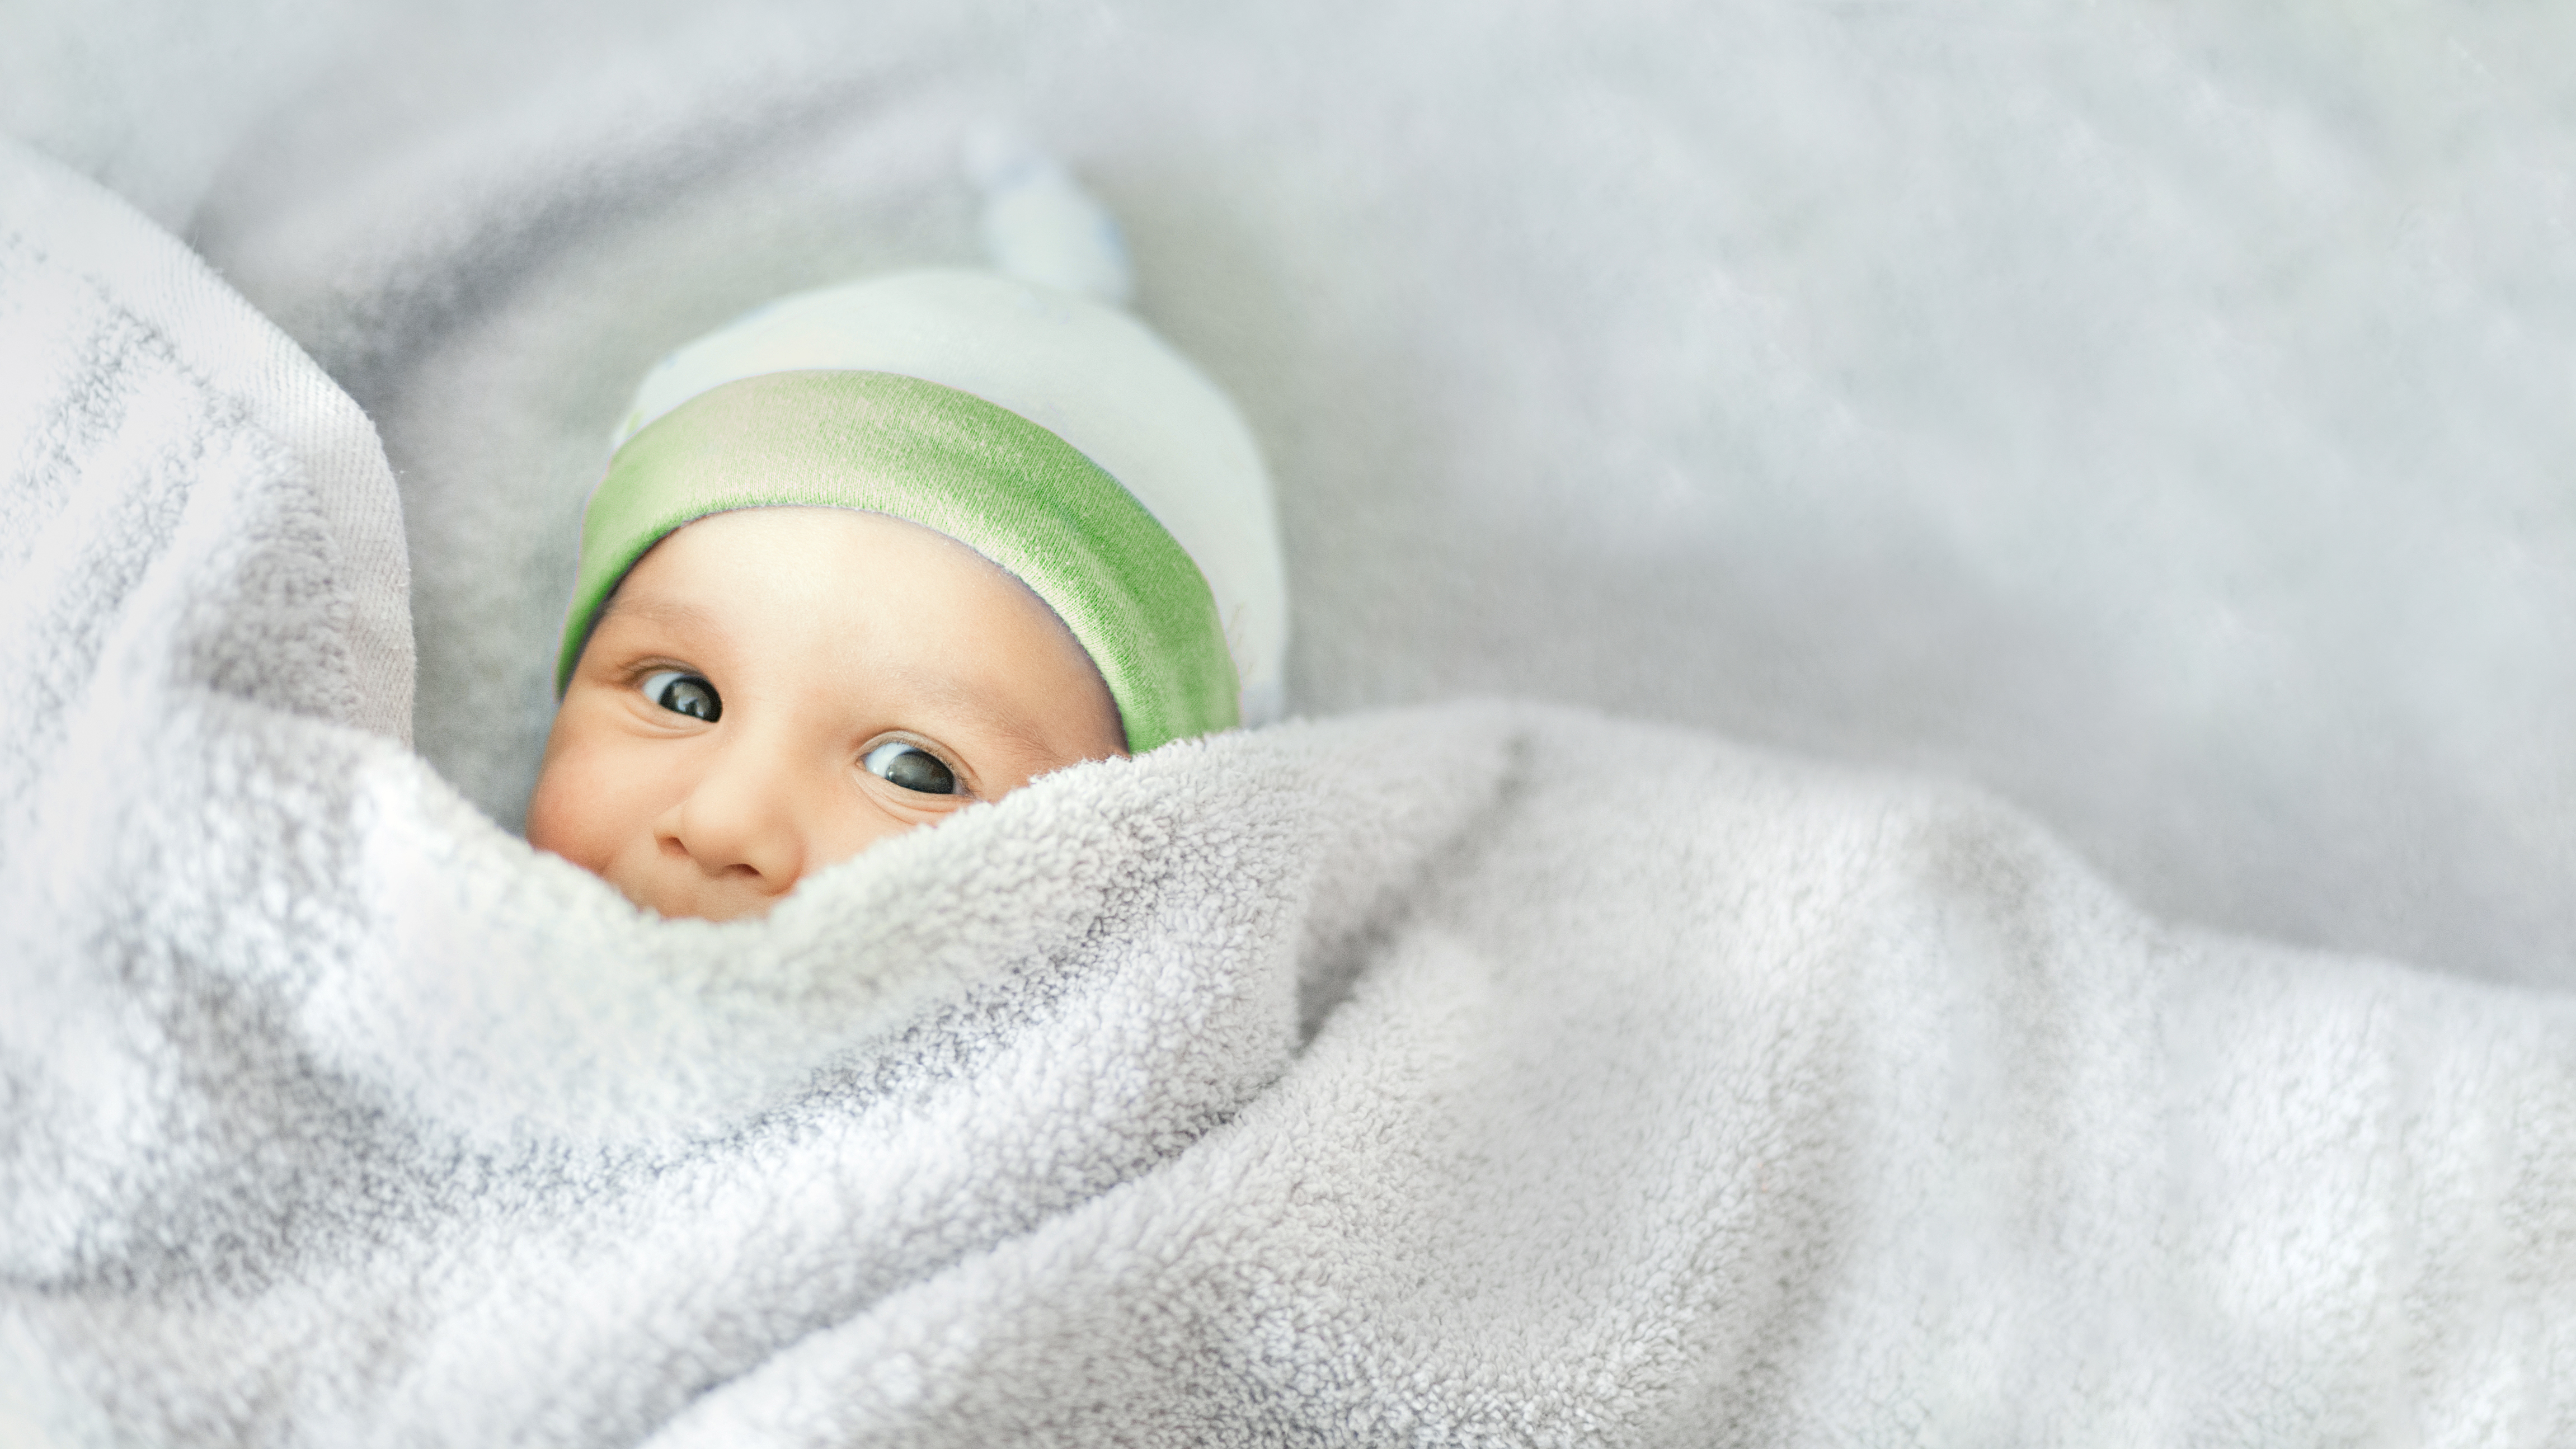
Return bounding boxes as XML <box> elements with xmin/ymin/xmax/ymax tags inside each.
<box><xmin>640</xmin><ymin>669</ymin><xmax>721</xmax><ymax>722</ymax></box>
<box><xmin>861</xmin><ymin>741</ymin><xmax>961</xmax><ymax>795</ymax></box>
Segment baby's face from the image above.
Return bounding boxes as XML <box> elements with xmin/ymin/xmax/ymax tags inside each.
<box><xmin>526</xmin><ymin>507</ymin><xmax>1126</xmax><ymax>921</ymax></box>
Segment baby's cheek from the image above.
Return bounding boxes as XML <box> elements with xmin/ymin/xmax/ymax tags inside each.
<box><xmin>524</xmin><ymin>731</ymin><xmax>643</xmax><ymax>875</ymax></box>
<box><xmin>522</xmin><ymin>766</ymin><xmax>600</xmax><ymax>869</ymax></box>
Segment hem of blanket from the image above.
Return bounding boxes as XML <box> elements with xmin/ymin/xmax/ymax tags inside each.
<box><xmin>0</xmin><ymin>135</ymin><xmax>416</xmax><ymax>745</ymax></box>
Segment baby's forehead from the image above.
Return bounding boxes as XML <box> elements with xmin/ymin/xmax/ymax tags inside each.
<box><xmin>601</xmin><ymin>507</ymin><xmax>1064</xmax><ymax>659</ymax></box>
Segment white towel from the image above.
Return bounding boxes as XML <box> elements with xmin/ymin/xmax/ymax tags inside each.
<box><xmin>7</xmin><ymin>135</ymin><xmax>2576</xmax><ymax>1446</ymax></box>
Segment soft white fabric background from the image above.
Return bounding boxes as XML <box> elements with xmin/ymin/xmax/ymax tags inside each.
<box><xmin>8</xmin><ymin>0</ymin><xmax>2575</xmax><ymax>985</ymax></box>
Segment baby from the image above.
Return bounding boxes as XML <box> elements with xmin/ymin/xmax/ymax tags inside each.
<box><xmin>526</xmin><ymin>175</ymin><xmax>1286</xmax><ymax>921</ymax></box>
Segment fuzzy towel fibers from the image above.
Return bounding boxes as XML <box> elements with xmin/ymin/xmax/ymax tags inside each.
<box><xmin>7</xmin><ymin>135</ymin><xmax>2576</xmax><ymax>1446</ymax></box>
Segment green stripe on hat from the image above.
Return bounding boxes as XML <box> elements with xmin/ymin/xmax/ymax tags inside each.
<box><xmin>557</xmin><ymin>370</ymin><xmax>1239</xmax><ymax>754</ymax></box>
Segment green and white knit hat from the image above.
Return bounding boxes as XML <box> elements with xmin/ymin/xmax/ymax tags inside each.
<box><xmin>559</xmin><ymin>268</ymin><xmax>1289</xmax><ymax>754</ymax></box>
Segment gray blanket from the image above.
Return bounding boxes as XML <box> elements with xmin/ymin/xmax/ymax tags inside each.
<box><xmin>7</xmin><ymin>136</ymin><xmax>2576</xmax><ymax>1445</ymax></box>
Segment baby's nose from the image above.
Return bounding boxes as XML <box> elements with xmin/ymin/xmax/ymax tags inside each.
<box><xmin>660</xmin><ymin>741</ymin><xmax>815</xmax><ymax>893</ymax></box>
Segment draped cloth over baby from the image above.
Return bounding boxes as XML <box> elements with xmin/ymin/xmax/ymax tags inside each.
<box><xmin>8</xmin><ymin>139</ymin><xmax>2576</xmax><ymax>1448</ymax></box>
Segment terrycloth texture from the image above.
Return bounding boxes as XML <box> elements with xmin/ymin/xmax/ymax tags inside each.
<box><xmin>601</xmin><ymin>267</ymin><xmax>1288</xmax><ymax>731</ymax></box>
<box><xmin>10</xmin><ymin>135</ymin><xmax>2576</xmax><ymax>1447</ymax></box>
<box><xmin>566</xmin><ymin>369</ymin><xmax>1239</xmax><ymax>752</ymax></box>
